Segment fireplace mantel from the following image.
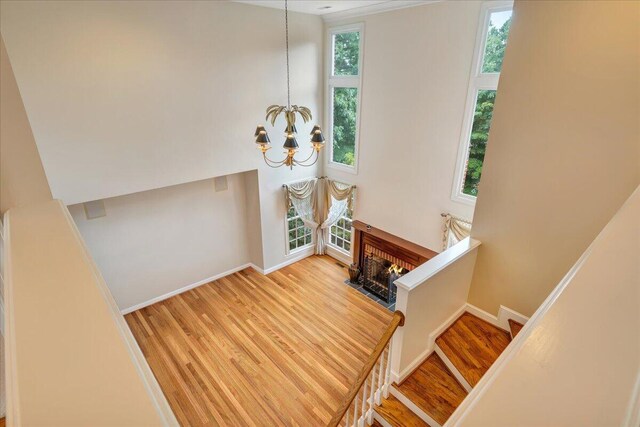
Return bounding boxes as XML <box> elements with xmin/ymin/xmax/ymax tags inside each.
<box><xmin>352</xmin><ymin>220</ymin><xmax>439</xmax><ymax>271</ymax></box>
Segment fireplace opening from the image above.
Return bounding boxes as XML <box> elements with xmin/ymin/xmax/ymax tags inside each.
<box><xmin>362</xmin><ymin>254</ymin><xmax>408</xmax><ymax>303</ymax></box>
<box><xmin>350</xmin><ymin>221</ymin><xmax>438</xmax><ymax>309</ymax></box>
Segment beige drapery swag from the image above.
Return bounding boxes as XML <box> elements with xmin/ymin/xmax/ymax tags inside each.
<box><xmin>284</xmin><ymin>178</ymin><xmax>356</xmax><ymax>255</ymax></box>
<box><xmin>442</xmin><ymin>213</ymin><xmax>472</xmax><ymax>250</ymax></box>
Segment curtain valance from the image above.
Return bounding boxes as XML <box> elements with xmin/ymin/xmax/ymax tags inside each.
<box><xmin>283</xmin><ymin>178</ymin><xmax>356</xmax><ymax>255</ymax></box>
<box><xmin>442</xmin><ymin>213</ymin><xmax>472</xmax><ymax>250</ymax></box>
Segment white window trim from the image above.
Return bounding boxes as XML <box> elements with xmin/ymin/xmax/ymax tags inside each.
<box><xmin>283</xmin><ymin>178</ymin><xmax>316</xmax><ymax>256</ymax></box>
<box><xmin>284</xmin><ymin>207</ymin><xmax>314</xmax><ymax>256</ymax></box>
<box><xmin>451</xmin><ymin>1</ymin><xmax>513</xmax><ymax>206</ymax></box>
<box><xmin>325</xmin><ymin>23</ymin><xmax>365</xmax><ymax>174</ymax></box>
<box><xmin>327</xmin><ymin>189</ymin><xmax>355</xmax><ymax>257</ymax></box>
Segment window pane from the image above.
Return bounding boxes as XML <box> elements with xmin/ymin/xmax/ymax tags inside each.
<box><xmin>344</xmin><ymin>242</ymin><xmax>351</xmax><ymax>252</ymax></box>
<box><xmin>481</xmin><ymin>10</ymin><xmax>512</xmax><ymax>73</ymax></box>
<box><xmin>332</xmin><ymin>87</ymin><xmax>358</xmax><ymax>166</ymax></box>
<box><xmin>333</xmin><ymin>32</ymin><xmax>360</xmax><ymax>76</ymax></box>
<box><xmin>462</xmin><ymin>90</ymin><xmax>496</xmax><ymax>197</ymax></box>
<box><xmin>305</xmin><ymin>234</ymin><xmax>312</xmax><ymax>245</ymax></box>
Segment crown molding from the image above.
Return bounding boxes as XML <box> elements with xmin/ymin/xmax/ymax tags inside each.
<box><xmin>322</xmin><ymin>0</ymin><xmax>442</xmax><ymax>23</ymax></box>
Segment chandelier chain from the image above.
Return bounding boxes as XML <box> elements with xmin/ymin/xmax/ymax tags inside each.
<box><xmin>285</xmin><ymin>0</ymin><xmax>290</xmax><ymax>109</ymax></box>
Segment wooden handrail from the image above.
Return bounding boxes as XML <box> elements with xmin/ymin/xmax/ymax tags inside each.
<box><xmin>328</xmin><ymin>310</ymin><xmax>405</xmax><ymax>427</ymax></box>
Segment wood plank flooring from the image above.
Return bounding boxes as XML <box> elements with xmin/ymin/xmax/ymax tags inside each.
<box><xmin>394</xmin><ymin>353</ymin><xmax>467</xmax><ymax>425</ymax></box>
<box><xmin>375</xmin><ymin>395</ymin><xmax>430</xmax><ymax>427</ymax></box>
<box><xmin>508</xmin><ymin>319</ymin><xmax>524</xmax><ymax>338</ymax></box>
<box><xmin>126</xmin><ymin>255</ymin><xmax>392</xmax><ymax>426</ymax></box>
<box><xmin>435</xmin><ymin>312</ymin><xmax>511</xmax><ymax>387</ymax></box>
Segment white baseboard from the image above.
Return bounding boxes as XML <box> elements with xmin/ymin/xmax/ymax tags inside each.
<box><xmin>397</xmin><ymin>304</ymin><xmax>467</xmax><ymax>383</ymax></box>
<box><xmin>497</xmin><ymin>305</ymin><xmax>529</xmax><ymax>329</ymax></box>
<box><xmin>248</xmin><ymin>263</ymin><xmax>265</xmax><ymax>275</ymax></box>
<box><xmin>464</xmin><ymin>303</ymin><xmax>529</xmax><ymax>332</ymax></box>
<box><xmin>396</xmin><ymin>303</ymin><xmax>529</xmax><ymax>385</ymax></box>
<box><xmin>121</xmin><ymin>263</ymin><xmax>252</xmax><ymax>314</ymax></box>
<box><xmin>390</xmin><ymin>386</ymin><xmax>442</xmax><ymax>427</ymax></box>
<box><xmin>435</xmin><ymin>346</ymin><xmax>472</xmax><ymax>393</ymax></box>
<box><xmin>373</xmin><ymin>411</ymin><xmax>393</xmax><ymax>427</ymax></box>
<box><xmin>325</xmin><ymin>246</ymin><xmax>352</xmax><ymax>265</ymax></box>
<box><xmin>121</xmin><ymin>249</ymin><xmax>315</xmax><ymax>315</ymax></box>
<box><xmin>261</xmin><ymin>247</ymin><xmax>315</xmax><ymax>275</ymax></box>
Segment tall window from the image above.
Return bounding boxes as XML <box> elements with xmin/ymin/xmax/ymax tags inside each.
<box><xmin>327</xmin><ymin>24</ymin><xmax>363</xmax><ymax>171</ymax></box>
<box><xmin>452</xmin><ymin>3</ymin><xmax>513</xmax><ymax>204</ymax></box>
<box><xmin>286</xmin><ymin>206</ymin><xmax>313</xmax><ymax>253</ymax></box>
<box><xmin>329</xmin><ymin>193</ymin><xmax>354</xmax><ymax>254</ymax></box>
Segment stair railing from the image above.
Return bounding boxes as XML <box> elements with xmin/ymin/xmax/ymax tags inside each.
<box><xmin>328</xmin><ymin>310</ymin><xmax>405</xmax><ymax>427</ymax></box>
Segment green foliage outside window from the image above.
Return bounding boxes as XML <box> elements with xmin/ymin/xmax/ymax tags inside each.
<box><xmin>462</xmin><ymin>14</ymin><xmax>511</xmax><ymax>196</ymax></box>
<box><xmin>333</xmin><ymin>32</ymin><xmax>360</xmax><ymax>76</ymax></box>
<box><xmin>463</xmin><ymin>90</ymin><xmax>496</xmax><ymax>196</ymax></box>
<box><xmin>331</xmin><ymin>31</ymin><xmax>360</xmax><ymax>167</ymax></box>
<box><xmin>332</xmin><ymin>87</ymin><xmax>358</xmax><ymax>166</ymax></box>
<box><xmin>482</xmin><ymin>13</ymin><xmax>511</xmax><ymax>73</ymax></box>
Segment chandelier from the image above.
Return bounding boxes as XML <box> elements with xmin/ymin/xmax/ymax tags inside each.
<box><xmin>253</xmin><ymin>0</ymin><xmax>325</xmax><ymax>169</ymax></box>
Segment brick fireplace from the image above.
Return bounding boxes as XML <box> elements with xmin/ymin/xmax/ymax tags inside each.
<box><xmin>352</xmin><ymin>221</ymin><xmax>438</xmax><ymax>304</ymax></box>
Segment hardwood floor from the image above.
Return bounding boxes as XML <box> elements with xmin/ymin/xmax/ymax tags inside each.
<box><xmin>508</xmin><ymin>318</ymin><xmax>524</xmax><ymax>338</ymax></box>
<box><xmin>126</xmin><ymin>255</ymin><xmax>392</xmax><ymax>426</ymax></box>
<box><xmin>435</xmin><ymin>312</ymin><xmax>511</xmax><ymax>387</ymax></box>
<box><xmin>375</xmin><ymin>395</ymin><xmax>430</xmax><ymax>427</ymax></box>
<box><xmin>394</xmin><ymin>353</ymin><xmax>467</xmax><ymax>425</ymax></box>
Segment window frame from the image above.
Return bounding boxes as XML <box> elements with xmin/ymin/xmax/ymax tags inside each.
<box><xmin>451</xmin><ymin>1</ymin><xmax>513</xmax><ymax>205</ymax></box>
<box><xmin>284</xmin><ymin>205</ymin><xmax>314</xmax><ymax>256</ymax></box>
<box><xmin>327</xmin><ymin>187</ymin><xmax>355</xmax><ymax>256</ymax></box>
<box><xmin>325</xmin><ymin>23</ymin><xmax>365</xmax><ymax>174</ymax></box>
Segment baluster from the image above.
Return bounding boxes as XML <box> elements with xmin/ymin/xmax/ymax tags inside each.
<box><xmin>352</xmin><ymin>387</ymin><xmax>358</xmax><ymax>426</ymax></box>
<box><xmin>383</xmin><ymin>342</ymin><xmax>393</xmax><ymax>398</ymax></box>
<box><xmin>368</xmin><ymin>368</ymin><xmax>376</xmax><ymax>425</ymax></box>
<box><xmin>375</xmin><ymin>346</ymin><xmax>385</xmax><ymax>405</ymax></box>
<box><xmin>345</xmin><ymin>401</ymin><xmax>350</xmax><ymax>427</ymax></box>
<box><xmin>360</xmin><ymin>376</ymin><xmax>368</xmax><ymax>427</ymax></box>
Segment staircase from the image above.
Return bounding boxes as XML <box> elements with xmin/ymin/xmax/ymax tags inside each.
<box><xmin>372</xmin><ymin>312</ymin><xmax>522</xmax><ymax>427</ymax></box>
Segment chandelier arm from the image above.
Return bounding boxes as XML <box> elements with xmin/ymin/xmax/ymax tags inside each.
<box><xmin>292</xmin><ymin>150</ymin><xmax>320</xmax><ymax>167</ymax></box>
<box><xmin>263</xmin><ymin>151</ymin><xmax>288</xmax><ymax>167</ymax></box>
<box><xmin>295</xmin><ymin>148</ymin><xmax>317</xmax><ymax>164</ymax></box>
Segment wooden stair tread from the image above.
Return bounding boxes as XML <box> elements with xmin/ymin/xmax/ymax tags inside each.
<box><xmin>375</xmin><ymin>394</ymin><xmax>430</xmax><ymax>427</ymax></box>
<box><xmin>395</xmin><ymin>353</ymin><xmax>467</xmax><ymax>425</ymax></box>
<box><xmin>508</xmin><ymin>318</ymin><xmax>524</xmax><ymax>338</ymax></box>
<box><xmin>435</xmin><ymin>312</ymin><xmax>511</xmax><ymax>387</ymax></box>
<box><xmin>371</xmin><ymin>420</ymin><xmax>384</xmax><ymax>427</ymax></box>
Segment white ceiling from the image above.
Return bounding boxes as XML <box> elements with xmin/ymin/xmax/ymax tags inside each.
<box><xmin>233</xmin><ymin>1</ymin><xmax>431</xmax><ymax>17</ymax></box>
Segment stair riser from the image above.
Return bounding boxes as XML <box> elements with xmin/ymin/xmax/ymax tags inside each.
<box><xmin>389</xmin><ymin>386</ymin><xmax>442</xmax><ymax>427</ymax></box>
<box><xmin>434</xmin><ymin>346</ymin><xmax>473</xmax><ymax>393</ymax></box>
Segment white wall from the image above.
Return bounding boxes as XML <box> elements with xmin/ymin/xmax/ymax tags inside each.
<box><xmin>455</xmin><ymin>186</ymin><xmax>640</xmax><ymax>427</ymax></box>
<box><xmin>0</xmin><ymin>0</ymin><xmax>323</xmax><ymax>205</ymax></box>
<box><xmin>468</xmin><ymin>0</ymin><xmax>640</xmax><ymax>317</ymax></box>
<box><xmin>69</xmin><ymin>173</ymin><xmax>253</xmax><ymax>311</ymax></box>
<box><xmin>325</xmin><ymin>1</ymin><xmax>481</xmax><ymax>253</ymax></box>
<box><xmin>1</xmin><ymin>0</ymin><xmax>324</xmax><ymax>304</ymax></box>
<box><xmin>0</xmin><ymin>37</ymin><xmax>51</xmax><ymax>214</ymax></box>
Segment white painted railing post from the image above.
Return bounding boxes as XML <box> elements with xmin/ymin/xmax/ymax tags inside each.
<box><xmin>383</xmin><ymin>343</ymin><xmax>393</xmax><ymax>398</ymax></box>
<box><xmin>375</xmin><ymin>351</ymin><xmax>385</xmax><ymax>405</ymax></box>
<box><xmin>367</xmin><ymin>368</ymin><xmax>375</xmax><ymax>425</ymax></box>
